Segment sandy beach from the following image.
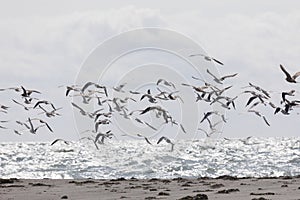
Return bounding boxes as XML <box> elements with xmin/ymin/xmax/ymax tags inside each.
<box><xmin>0</xmin><ymin>176</ymin><xmax>299</xmax><ymax>200</ymax></box>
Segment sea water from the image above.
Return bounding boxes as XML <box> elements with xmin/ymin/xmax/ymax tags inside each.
<box><xmin>0</xmin><ymin>137</ymin><xmax>299</xmax><ymax>179</ymax></box>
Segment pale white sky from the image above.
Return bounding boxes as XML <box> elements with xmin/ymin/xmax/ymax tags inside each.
<box><xmin>1</xmin><ymin>1</ymin><xmax>300</xmax><ymax>142</ymax></box>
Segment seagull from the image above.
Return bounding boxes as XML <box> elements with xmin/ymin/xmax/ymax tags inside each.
<box><xmin>65</xmin><ymin>85</ymin><xmax>81</xmax><ymax>96</ymax></box>
<box><xmin>140</xmin><ymin>106</ymin><xmax>172</xmax><ymax>123</ymax></box>
<box><xmin>118</xmin><ymin>97</ymin><xmax>137</xmax><ymax>103</ymax></box>
<box><xmin>244</xmin><ymin>92</ymin><xmax>268</xmax><ymax>107</ymax></box>
<box><xmin>200</xmin><ymin>111</ymin><xmax>218</xmax><ymax>123</ymax></box>
<box><xmin>280</xmin><ymin>64</ymin><xmax>300</xmax><ymax>83</ymax></box>
<box><xmin>156</xmin><ymin>79</ymin><xmax>176</xmax><ymax>89</ymax></box>
<box><xmin>0</xmin><ymin>104</ymin><xmax>9</xmax><ymax>113</ymax></box>
<box><xmin>95</xmin><ymin>119</ymin><xmax>111</xmax><ymax>132</ymax></box>
<box><xmin>140</xmin><ymin>89</ymin><xmax>157</xmax><ymax>103</ymax></box>
<box><xmin>94</xmin><ymin>130</ymin><xmax>113</xmax><ymax>144</ymax></box>
<box><xmin>33</xmin><ymin>100</ymin><xmax>56</xmax><ymax>110</ymax></box>
<box><xmin>0</xmin><ymin>125</ymin><xmax>8</xmax><ymax>129</ymax></box>
<box><xmin>13</xmin><ymin>130</ymin><xmax>22</xmax><ymax>135</ymax></box>
<box><xmin>206</xmin><ymin>69</ymin><xmax>238</xmax><ymax>84</ymax></box>
<box><xmin>189</xmin><ymin>53</ymin><xmax>224</xmax><ymax>65</ymax></box>
<box><xmin>129</xmin><ymin>90</ymin><xmax>141</xmax><ymax>95</ymax></box>
<box><xmin>21</xmin><ymin>86</ymin><xmax>41</xmax><ymax>97</ymax></box>
<box><xmin>200</xmin><ymin>111</ymin><xmax>227</xmax><ymax>124</ymax></box>
<box><xmin>94</xmin><ymin>111</ymin><xmax>112</xmax><ymax>122</ymax></box>
<box><xmin>81</xmin><ymin>82</ymin><xmax>108</xmax><ymax>97</ymax></box>
<box><xmin>157</xmin><ymin>136</ymin><xmax>174</xmax><ymax>152</ymax></box>
<box><xmin>155</xmin><ymin>88</ymin><xmax>183</xmax><ymax>102</ymax></box>
<box><xmin>38</xmin><ymin>105</ymin><xmax>62</xmax><ymax>118</ymax></box>
<box><xmin>50</xmin><ymin>139</ymin><xmax>70</xmax><ymax>146</ymax></box>
<box><xmin>181</xmin><ymin>83</ymin><xmax>209</xmax><ymax>93</ymax></box>
<box><xmin>281</xmin><ymin>90</ymin><xmax>295</xmax><ymax>102</ymax></box>
<box><xmin>242</xmin><ymin>83</ymin><xmax>271</xmax><ymax>98</ymax></box>
<box><xmin>25</xmin><ymin>117</ymin><xmax>46</xmax><ymax>134</ymax></box>
<box><xmin>113</xmin><ymin>83</ymin><xmax>127</xmax><ymax>93</ymax></box>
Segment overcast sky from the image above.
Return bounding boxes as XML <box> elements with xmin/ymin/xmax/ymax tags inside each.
<box><xmin>1</xmin><ymin>1</ymin><xmax>300</xmax><ymax>142</ymax></box>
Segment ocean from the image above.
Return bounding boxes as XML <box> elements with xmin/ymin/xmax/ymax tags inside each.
<box><xmin>0</xmin><ymin>137</ymin><xmax>299</xmax><ymax>179</ymax></box>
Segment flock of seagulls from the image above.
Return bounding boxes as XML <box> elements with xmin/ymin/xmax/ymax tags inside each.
<box><xmin>62</xmin><ymin>77</ymin><xmax>188</xmax><ymax>151</ymax></box>
<box><xmin>1</xmin><ymin>53</ymin><xmax>300</xmax><ymax>152</ymax></box>
<box><xmin>0</xmin><ymin>86</ymin><xmax>60</xmax><ymax>136</ymax></box>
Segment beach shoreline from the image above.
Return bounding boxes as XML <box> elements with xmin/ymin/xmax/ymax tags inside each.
<box><xmin>1</xmin><ymin>176</ymin><xmax>299</xmax><ymax>200</ymax></box>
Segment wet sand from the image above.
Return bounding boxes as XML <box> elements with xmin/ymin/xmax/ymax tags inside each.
<box><xmin>0</xmin><ymin>176</ymin><xmax>299</xmax><ymax>200</ymax></box>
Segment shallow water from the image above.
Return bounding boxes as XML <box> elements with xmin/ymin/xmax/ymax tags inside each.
<box><xmin>0</xmin><ymin>137</ymin><xmax>299</xmax><ymax>179</ymax></box>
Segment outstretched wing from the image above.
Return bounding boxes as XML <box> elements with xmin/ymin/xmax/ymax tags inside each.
<box><xmin>206</xmin><ymin>69</ymin><xmax>218</xmax><ymax>80</ymax></box>
<box><xmin>157</xmin><ymin>136</ymin><xmax>166</xmax><ymax>144</ymax></box>
<box><xmin>280</xmin><ymin>64</ymin><xmax>292</xmax><ymax>79</ymax></box>
<box><xmin>221</xmin><ymin>73</ymin><xmax>238</xmax><ymax>80</ymax></box>
<box><xmin>212</xmin><ymin>57</ymin><xmax>224</xmax><ymax>65</ymax></box>
<box><xmin>292</xmin><ymin>71</ymin><xmax>300</xmax><ymax>80</ymax></box>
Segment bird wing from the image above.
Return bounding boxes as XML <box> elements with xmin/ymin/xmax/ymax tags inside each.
<box><xmin>248</xmin><ymin>109</ymin><xmax>261</xmax><ymax>117</ymax></box>
<box><xmin>12</xmin><ymin>99</ymin><xmax>23</xmax><ymax>106</ymax></box>
<box><xmin>71</xmin><ymin>102</ymin><xmax>85</xmax><ymax>113</ymax></box>
<box><xmin>206</xmin><ymin>69</ymin><xmax>218</xmax><ymax>80</ymax></box>
<box><xmin>212</xmin><ymin>57</ymin><xmax>224</xmax><ymax>65</ymax></box>
<box><xmin>21</xmin><ymin>86</ymin><xmax>27</xmax><ymax>96</ymax></box>
<box><xmin>292</xmin><ymin>71</ymin><xmax>300</xmax><ymax>80</ymax></box>
<box><xmin>50</xmin><ymin>139</ymin><xmax>61</xmax><ymax>146</ymax></box>
<box><xmin>65</xmin><ymin>87</ymin><xmax>72</xmax><ymax>96</ymax></box>
<box><xmin>81</xmin><ymin>82</ymin><xmax>94</xmax><ymax>93</ymax></box>
<box><xmin>33</xmin><ymin>101</ymin><xmax>44</xmax><ymax>109</ymax></box>
<box><xmin>180</xmin><ymin>124</ymin><xmax>186</xmax><ymax>133</ymax></box>
<box><xmin>28</xmin><ymin>118</ymin><xmax>34</xmax><ymax>131</ymax></box>
<box><xmin>44</xmin><ymin>122</ymin><xmax>53</xmax><ymax>132</ymax></box>
<box><xmin>246</xmin><ymin>96</ymin><xmax>257</xmax><ymax>107</ymax></box>
<box><xmin>189</xmin><ymin>53</ymin><xmax>203</xmax><ymax>57</ymax></box>
<box><xmin>221</xmin><ymin>73</ymin><xmax>238</xmax><ymax>80</ymax></box>
<box><xmin>262</xmin><ymin>116</ymin><xmax>270</xmax><ymax>126</ymax></box>
<box><xmin>144</xmin><ymin>122</ymin><xmax>157</xmax><ymax>131</ymax></box>
<box><xmin>144</xmin><ymin>137</ymin><xmax>152</xmax><ymax>145</ymax></box>
<box><xmin>156</xmin><ymin>79</ymin><xmax>163</xmax><ymax>85</ymax></box>
<box><xmin>94</xmin><ymin>133</ymin><xmax>105</xmax><ymax>143</ymax></box>
<box><xmin>280</xmin><ymin>64</ymin><xmax>292</xmax><ymax>79</ymax></box>
<box><xmin>157</xmin><ymin>136</ymin><xmax>166</xmax><ymax>144</ymax></box>
<box><xmin>200</xmin><ymin>112</ymin><xmax>212</xmax><ymax>123</ymax></box>
<box><xmin>140</xmin><ymin>106</ymin><xmax>152</xmax><ymax>115</ymax></box>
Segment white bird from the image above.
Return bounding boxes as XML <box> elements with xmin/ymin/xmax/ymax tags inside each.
<box><xmin>189</xmin><ymin>53</ymin><xmax>224</xmax><ymax>65</ymax></box>
<box><xmin>157</xmin><ymin>136</ymin><xmax>174</xmax><ymax>152</ymax></box>
<box><xmin>113</xmin><ymin>83</ymin><xmax>127</xmax><ymax>92</ymax></box>
<box><xmin>206</xmin><ymin>69</ymin><xmax>237</xmax><ymax>84</ymax></box>
<box><xmin>50</xmin><ymin>139</ymin><xmax>70</xmax><ymax>146</ymax></box>
<box><xmin>280</xmin><ymin>64</ymin><xmax>300</xmax><ymax>83</ymax></box>
<box><xmin>156</xmin><ymin>79</ymin><xmax>176</xmax><ymax>89</ymax></box>
<box><xmin>21</xmin><ymin>86</ymin><xmax>41</xmax><ymax>97</ymax></box>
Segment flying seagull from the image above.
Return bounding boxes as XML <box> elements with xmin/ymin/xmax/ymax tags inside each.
<box><xmin>50</xmin><ymin>139</ymin><xmax>70</xmax><ymax>146</ymax></box>
<box><xmin>157</xmin><ymin>136</ymin><xmax>174</xmax><ymax>152</ymax></box>
<box><xmin>189</xmin><ymin>53</ymin><xmax>224</xmax><ymax>66</ymax></box>
<box><xmin>280</xmin><ymin>64</ymin><xmax>300</xmax><ymax>83</ymax></box>
<box><xmin>206</xmin><ymin>69</ymin><xmax>237</xmax><ymax>84</ymax></box>
<box><xmin>156</xmin><ymin>79</ymin><xmax>176</xmax><ymax>89</ymax></box>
